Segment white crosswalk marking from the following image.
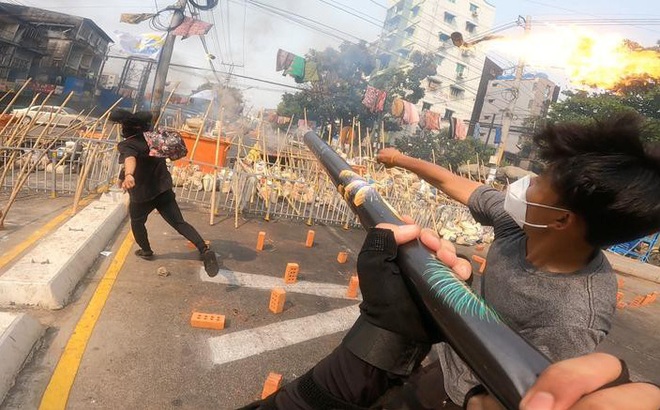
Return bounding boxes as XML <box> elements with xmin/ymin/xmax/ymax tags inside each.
<box><xmin>207</xmin><ymin>305</ymin><xmax>359</xmax><ymax>365</ymax></box>
<box><xmin>199</xmin><ymin>268</ymin><xmax>361</xmax><ymax>300</ymax></box>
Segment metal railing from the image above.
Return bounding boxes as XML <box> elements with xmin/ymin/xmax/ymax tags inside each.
<box><xmin>0</xmin><ymin>137</ymin><xmax>120</xmax><ymax>196</ymax></box>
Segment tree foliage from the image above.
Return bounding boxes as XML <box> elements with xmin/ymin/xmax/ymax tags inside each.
<box><xmin>547</xmin><ymin>80</ymin><xmax>660</xmax><ymax>142</ymax></box>
<box><xmin>395</xmin><ymin>128</ymin><xmax>494</xmax><ymax>170</ymax></box>
<box><xmin>276</xmin><ymin>42</ymin><xmax>437</xmax><ymax>128</ymax></box>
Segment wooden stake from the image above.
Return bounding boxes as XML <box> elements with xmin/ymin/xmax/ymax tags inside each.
<box><xmin>189</xmin><ymin>98</ymin><xmax>214</xmax><ymax>164</ymax></box>
<box><xmin>210</xmin><ymin>107</ymin><xmax>225</xmax><ymax>225</ymax></box>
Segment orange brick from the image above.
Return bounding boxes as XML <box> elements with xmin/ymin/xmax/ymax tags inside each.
<box><xmin>261</xmin><ymin>372</ymin><xmax>283</xmax><ymax>399</ymax></box>
<box><xmin>284</xmin><ymin>263</ymin><xmax>299</xmax><ymax>284</ymax></box>
<box><xmin>616</xmin><ymin>291</ymin><xmax>624</xmax><ymax>303</ymax></box>
<box><xmin>256</xmin><ymin>231</ymin><xmax>266</xmax><ymax>251</ymax></box>
<box><xmin>190</xmin><ymin>312</ymin><xmax>225</xmax><ymax>330</ymax></box>
<box><xmin>347</xmin><ymin>275</ymin><xmax>359</xmax><ymax>299</ymax></box>
<box><xmin>337</xmin><ymin>251</ymin><xmax>348</xmax><ymax>264</ymax></box>
<box><xmin>616</xmin><ymin>301</ymin><xmax>627</xmax><ymax>310</ymax></box>
<box><xmin>305</xmin><ymin>230</ymin><xmax>315</xmax><ymax>248</ymax></box>
<box><xmin>629</xmin><ymin>295</ymin><xmax>645</xmax><ymax>308</ymax></box>
<box><xmin>269</xmin><ymin>288</ymin><xmax>286</xmax><ymax>313</ymax></box>
<box><xmin>641</xmin><ymin>292</ymin><xmax>657</xmax><ymax>306</ymax></box>
<box><xmin>472</xmin><ymin>255</ymin><xmax>487</xmax><ymax>274</ymax></box>
<box><xmin>187</xmin><ymin>239</ymin><xmax>211</xmax><ymax>249</ymax></box>
<box><xmin>617</xmin><ymin>277</ymin><xmax>625</xmax><ymax>289</ymax></box>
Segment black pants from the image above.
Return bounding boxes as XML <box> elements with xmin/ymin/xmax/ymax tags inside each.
<box><xmin>129</xmin><ymin>189</ymin><xmax>206</xmax><ymax>254</ymax></box>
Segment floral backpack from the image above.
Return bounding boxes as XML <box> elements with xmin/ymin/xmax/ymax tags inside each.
<box><xmin>143</xmin><ymin>130</ymin><xmax>188</xmax><ymax>161</ymax></box>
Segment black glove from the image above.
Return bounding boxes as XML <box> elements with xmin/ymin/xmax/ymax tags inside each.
<box><xmin>343</xmin><ymin>228</ymin><xmax>444</xmax><ymax>376</ymax></box>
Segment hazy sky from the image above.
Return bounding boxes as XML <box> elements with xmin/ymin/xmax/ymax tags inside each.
<box><xmin>12</xmin><ymin>0</ymin><xmax>660</xmax><ymax>109</ymax></box>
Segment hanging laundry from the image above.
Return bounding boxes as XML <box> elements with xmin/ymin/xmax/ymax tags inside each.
<box><xmin>172</xmin><ymin>17</ymin><xmax>213</xmax><ymax>38</ymax></box>
<box><xmin>473</xmin><ymin>122</ymin><xmax>481</xmax><ymax>139</ymax></box>
<box><xmin>287</xmin><ymin>55</ymin><xmax>306</xmax><ymax>82</ymax></box>
<box><xmin>494</xmin><ymin>126</ymin><xmax>502</xmax><ymax>144</ymax></box>
<box><xmin>402</xmin><ymin>101</ymin><xmax>420</xmax><ymax>125</ymax></box>
<box><xmin>277</xmin><ymin>116</ymin><xmax>291</xmax><ymax>125</ymax></box>
<box><xmin>375</xmin><ymin>89</ymin><xmax>387</xmax><ymax>112</ymax></box>
<box><xmin>298</xmin><ymin>119</ymin><xmax>316</xmax><ymax>129</ymax></box>
<box><xmin>302</xmin><ymin>60</ymin><xmax>320</xmax><ymax>82</ymax></box>
<box><xmin>120</xmin><ymin>13</ymin><xmax>155</xmax><ymax>24</ymax></box>
<box><xmin>391</xmin><ymin>97</ymin><xmax>404</xmax><ymax>118</ymax></box>
<box><xmin>276</xmin><ymin>49</ymin><xmax>295</xmax><ymax>72</ymax></box>
<box><xmin>362</xmin><ymin>86</ymin><xmax>386</xmax><ymax>113</ymax></box>
<box><xmin>423</xmin><ymin>111</ymin><xmax>441</xmax><ymax>131</ymax></box>
<box><xmin>454</xmin><ymin>118</ymin><xmax>467</xmax><ymax>140</ymax></box>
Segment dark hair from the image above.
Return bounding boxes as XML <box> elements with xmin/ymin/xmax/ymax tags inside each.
<box><xmin>534</xmin><ymin>112</ymin><xmax>660</xmax><ymax>247</ymax></box>
<box><xmin>109</xmin><ymin>109</ymin><xmax>153</xmax><ymax>137</ymax></box>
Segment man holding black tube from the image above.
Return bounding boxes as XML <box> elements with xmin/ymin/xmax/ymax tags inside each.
<box><xmin>371</xmin><ymin>112</ymin><xmax>660</xmax><ymax>407</ymax></box>
<box><xmin>239</xmin><ymin>221</ymin><xmax>659</xmax><ymax>409</ymax></box>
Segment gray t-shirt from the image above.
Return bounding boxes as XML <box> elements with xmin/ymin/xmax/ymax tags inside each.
<box><xmin>436</xmin><ymin>186</ymin><xmax>617</xmax><ymax>405</ymax></box>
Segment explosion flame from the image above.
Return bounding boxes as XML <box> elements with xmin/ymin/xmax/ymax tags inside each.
<box><xmin>485</xmin><ymin>27</ymin><xmax>660</xmax><ymax>90</ymax></box>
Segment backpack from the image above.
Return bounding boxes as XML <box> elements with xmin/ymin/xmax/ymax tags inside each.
<box><xmin>143</xmin><ymin>130</ymin><xmax>188</xmax><ymax>161</ymax></box>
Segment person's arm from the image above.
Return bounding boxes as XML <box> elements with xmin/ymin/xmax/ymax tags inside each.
<box><xmin>377</xmin><ymin>148</ymin><xmax>482</xmax><ymax>205</ymax></box>
<box><xmin>122</xmin><ymin>156</ymin><xmax>136</xmax><ymax>190</ymax></box>
<box><xmin>240</xmin><ymin>224</ymin><xmax>471</xmax><ymax>409</ymax></box>
<box><xmin>467</xmin><ymin>353</ymin><xmax>660</xmax><ymax>410</ymax></box>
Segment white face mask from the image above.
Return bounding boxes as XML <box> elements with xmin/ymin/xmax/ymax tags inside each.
<box><xmin>504</xmin><ymin>175</ymin><xmax>569</xmax><ymax>229</ymax></box>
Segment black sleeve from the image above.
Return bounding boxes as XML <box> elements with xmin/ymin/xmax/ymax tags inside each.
<box><xmin>240</xmin><ymin>345</ymin><xmax>396</xmax><ymax>410</ymax></box>
<box><xmin>117</xmin><ymin>140</ymin><xmax>140</xmax><ymax>163</ymax></box>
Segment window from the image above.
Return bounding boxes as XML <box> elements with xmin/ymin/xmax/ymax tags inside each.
<box><xmin>488</xmin><ymin>99</ymin><xmax>495</xmax><ymax>103</ymax></box>
<box><xmin>444</xmin><ymin>12</ymin><xmax>456</xmax><ymax>25</ymax></box>
<box><xmin>447</xmin><ymin>0</ymin><xmax>456</xmax><ymax>3</ymax></box>
<box><xmin>444</xmin><ymin>108</ymin><xmax>455</xmax><ymax>120</ymax></box>
<box><xmin>450</xmin><ymin>86</ymin><xmax>464</xmax><ymax>98</ymax></box>
<box><xmin>435</xmin><ymin>55</ymin><xmax>445</xmax><ymax>65</ymax></box>
<box><xmin>439</xmin><ymin>33</ymin><xmax>450</xmax><ymax>43</ymax></box>
<box><xmin>405</xmin><ymin>26</ymin><xmax>415</xmax><ymax>37</ymax></box>
<box><xmin>411</xmin><ymin>5</ymin><xmax>420</xmax><ymax>17</ymax></box>
<box><xmin>483</xmin><ymin>115</ymin><xmax>491</xmax><ymax>120</ymax></box>
<box><xmin>456</xmin><ymin>63</ymin><xmax>466</xmax><ymax>78</ymax></box>
<box><xmin>528</xmin><ymin>99</ymin><xmax>534</xmax><ymax>109</ymax></box>
<box><xmin>465</xmin><ymin>22</ymin><xmax>477</xmax><ymax>34</ymax></box>
<box><xmin>470</xmin><ymin>3</ymin><xmax>479</xmax><ymax>13</ymax></box>
<box><xmin>422</xmin><ymin>102</ymin><xmax>432</xmax><ymax>111</ymax></box>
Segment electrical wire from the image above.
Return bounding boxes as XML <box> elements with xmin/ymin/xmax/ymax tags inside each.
<box><xmin>188</xmin><ymin>0</ymin><xmax>219</xmax><ymax>11</ymax></box>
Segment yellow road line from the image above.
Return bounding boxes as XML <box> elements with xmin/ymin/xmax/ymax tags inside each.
<box><xmin>0</xmin><ymin>195</ymin><xmax>96</xmax><ymax>270</ymax></box>
<box><xmin>39</xmin><ymin>231</ymin><xmax>134</xmax><ymax>410</ymax></box>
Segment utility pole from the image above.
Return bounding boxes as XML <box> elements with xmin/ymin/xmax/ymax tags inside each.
<box><xmin>486</xmin><ymin>15</ymin><xmax>531</xmax><ymax>184</ymax></box>
<box><xmin>151</xmin><ymin>0</ymin><xmax>187</xmax><ymax>118</ymax></box>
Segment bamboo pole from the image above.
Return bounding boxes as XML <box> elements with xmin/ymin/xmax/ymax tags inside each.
<box><xmin>210</xmin><ymin>107</ymin><xmax>224</xmax><ymax>225</ymax></box>
<box><xmin>153</xmin><ymin>82</ymin><xmax>180</xmax><ymax>129</ymax></box>
<box><xmin>188</xmin><ymin>98</ymin><xmax>214</xmax><ymax>165</ymax></box>
<box><xmin>0</xmin><ymin>78</ymin><xmax>31</xmax><ymax>117</ymax></box>
<box><xmin>357</xmin><ymin>121</ymin><xmax>362</xmax><ymax>162</ymax></box>
<box><xmin>0</xmin><ymin>97</ymin><xmax>85</xmax><ymax>227</ymax></box>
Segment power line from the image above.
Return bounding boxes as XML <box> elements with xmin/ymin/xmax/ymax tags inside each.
<box><xmin>169</xmin><ymin>62</ymin><xmax>305</xmax><ymax>90</ymax></box>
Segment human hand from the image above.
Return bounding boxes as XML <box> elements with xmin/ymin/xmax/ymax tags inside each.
<box><xmin>376</xmin><ymin>147</ymin><xmax>403</xmax><ymax>168</ymax></box>
<box><xmin>121</xmin><ymin>174</ymin><xmax>135</xmax><ymax>190</ymax></box>
<box><xmin>377</xmin><ymin>217</ymin><xmax>472</xmax><ymax>281</ymax></box>
<box><xmin>355</xmin><ymin>216</ymin><xmax>472</xmax><ymax>345</ymax></box>
<box><xmin>466</xmin><ymin>352</ymin><xmax>660</xmax><ymax>410</ymax></box>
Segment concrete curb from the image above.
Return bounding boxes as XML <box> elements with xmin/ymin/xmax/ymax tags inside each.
<box><xmin>605</xmin><ymin>251</ymin><xmax>660</xmax><ymax>284</ymax></box>
<box><xmin>0</xmin><ymin>312</ymin><xmax>44</xmax><ymax>405</ymax></box>
<box><xmin>0</xmin><ymin>192</ymin><xmax>128</xmax><ymax>309</ymax></box>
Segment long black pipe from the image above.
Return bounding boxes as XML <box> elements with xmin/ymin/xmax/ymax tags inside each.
<box><xmin>303</xmin><ymin>131</ymin><xmax>550</xmax><ymax>409</ymax></box>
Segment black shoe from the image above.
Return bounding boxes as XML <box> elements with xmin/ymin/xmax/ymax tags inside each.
<box><xmin>202</xmin><ymin>248</ymin><xmax>219</xmax><ymax>277</ymax></box>
<box><xmin>135</xmin><ymin>249</ymin><xmax>154</xmax><ymax>260</ymax></box>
